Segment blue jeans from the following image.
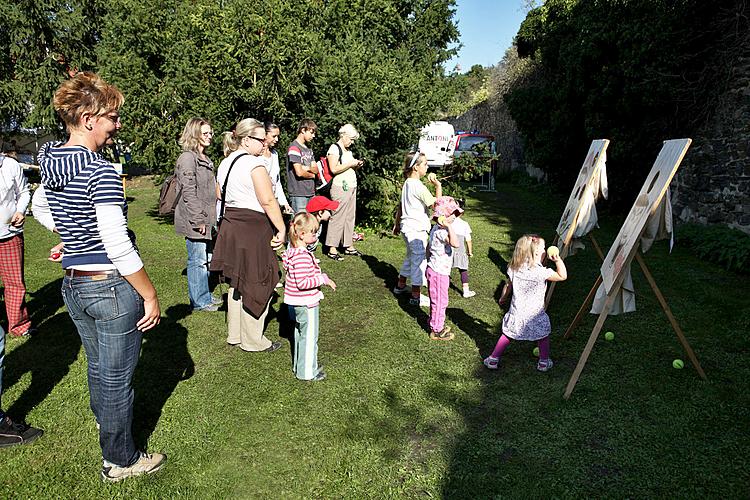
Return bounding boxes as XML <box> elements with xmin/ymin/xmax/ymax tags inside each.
<box><xmin>186</xmin><ymin>238</ymin><xmax>212</xmax><ymax>309</ymax></box>
<box><xmin>290</xmin><ymin>196</ymin><xmax>312</xmax><ymax>214</ymax></box>
<box><xmin>62</xmin><ymin>274</ymin><xmax>144</xmax><ymax>467</ymax></box>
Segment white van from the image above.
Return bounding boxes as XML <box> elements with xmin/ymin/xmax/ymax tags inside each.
<box><xmin>418</xmin><ymin>121</ymin><xmax>455</xmax><ymax>168</ymax></box>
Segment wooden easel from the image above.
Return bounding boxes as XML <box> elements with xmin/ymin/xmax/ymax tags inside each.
<box><xmin>545</xmin><ymin>139</ymin><xmax>610</xmax><ymax>309</ymax></box>
<box><xmin>562</xmin><ymin>138</ymin><xmax>706</xmax><ymax>399</ymax></box>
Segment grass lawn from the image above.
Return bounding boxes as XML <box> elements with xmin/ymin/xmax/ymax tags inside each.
<box><xmin>1</xmin><ymin>176</ymin><xmax>747</xmax><ymax>498</ymax></box>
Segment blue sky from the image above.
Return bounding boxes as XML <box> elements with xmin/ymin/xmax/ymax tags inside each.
<box><xmin>446</xmin><ymin>0</ymin><xmax>530</xmax><ymax>73</ymax></box>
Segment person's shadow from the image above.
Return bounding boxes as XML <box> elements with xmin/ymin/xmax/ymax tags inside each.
<box><xmin>3</xmin><ymin>278</ymin><xmax>81</xmax><ymax>422</ymax></box>
<box><xmin>132</xmin><ymin>304</ymin><xmax>195</xmax><ymax>448</ymax></box>
<box><xmin>361</xmin><ymin>253</ymin><xmax>430</xmax><ymax>334</ymax></box>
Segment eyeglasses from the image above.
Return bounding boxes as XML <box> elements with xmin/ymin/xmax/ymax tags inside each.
<box><xmin>103</xmin><ymin>114</ymin><xmax>121</xmax><ymax>125</ymax></box>
<box><xmin>246</xmin><ymin>136</ymin><xmax>266</xmax><ymax>145</ymax></box>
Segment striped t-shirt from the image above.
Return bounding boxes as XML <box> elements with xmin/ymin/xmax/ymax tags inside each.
<box><xmin>37</xmin><ymin>142</ymin><xmax>131</xmax><ymax>268</ymax></box>
<box><xmin>282</xmin><ymin>246</ymin><xmax>328</xmax><ymax>307</ymax></box>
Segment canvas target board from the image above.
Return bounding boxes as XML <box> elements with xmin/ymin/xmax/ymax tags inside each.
<box><xmin>555</xmin><ymin>139</ymin><xmax>609</xmax><ymax>242</ymax></box>
<box><xmin>600</xmin><ymin>139</ymin><xmax>691</xmax><ymax>294</ymax></box>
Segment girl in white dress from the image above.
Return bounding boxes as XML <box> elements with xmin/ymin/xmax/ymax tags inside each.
<box><xmin>484</xmin><ymin>234</ymin><xmax>567</xmax><ymax>372</ymax></box>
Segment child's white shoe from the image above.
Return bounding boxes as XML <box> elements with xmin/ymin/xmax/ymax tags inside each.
<box><xmin>483</xmin><ymin>356</ymin><xmax>499</xmax><ymax>370</ymax></box>
<box><xmin>462</xmin><ymin>290</ymin><xmax>476</xmax><ymax>298</ymax></box>
<box><xmin>537</xmin><ymin>358</ymin><xmax>554</xmax><ymax>372</ymax></box>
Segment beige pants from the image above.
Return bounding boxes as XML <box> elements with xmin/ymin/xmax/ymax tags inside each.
<box><xmin>227</xmin><ymin>287</ymin><xmax>272</xmax><ymax>351</ymax></box>
<box><xmin>325</xmin><ymin>184</ymin><xmax>356</xmax><ymax>248</ymax></box>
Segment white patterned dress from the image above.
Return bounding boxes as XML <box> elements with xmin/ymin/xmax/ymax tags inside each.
<box><xmin>502</xmin><ymin>264</ymin><xmax>556</xmax><ymax>341</ymax></box>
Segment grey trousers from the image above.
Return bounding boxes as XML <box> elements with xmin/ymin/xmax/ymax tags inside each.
<box><xmin>325</xmin><ymin>184</ymin><xmax>356</xmax><ymax>248</ymax></box>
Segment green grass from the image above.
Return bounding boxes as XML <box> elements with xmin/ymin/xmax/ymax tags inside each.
<box><xmin>2</xmin><ymin>176</ymin><xmax>748</xmax><ymax>498</ymax></box>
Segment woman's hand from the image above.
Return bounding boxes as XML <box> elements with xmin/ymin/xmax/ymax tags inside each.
<box><xmin>326</xmin><ymin>277</ymin><xmax>337</xmax><ymax>291</ymax></box>
<box><xmin>48</xmin><ymin>242</ymin><xmax>64</xmax><ymax>262</ymax></box>
<box><xmin>137</xmin><ymin>296</ymin><xmax>161</xmax><ymax>332</ymax></box>
<box><xmin>10</xmin><ymin>212</ymin><xmax>25</xmax><ymax>227</ymax></box>
<box><xmin>196</xmin><ymin>224</ymin><xmax>207</xmax><ymax>235</ymax></box>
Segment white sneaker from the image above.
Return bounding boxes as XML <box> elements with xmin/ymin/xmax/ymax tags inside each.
<box><xmin>101</xmin><ymin>451</ymin><xmax>166</xmax><ymax>482</ymax></box>
<box><xmin>392</xmin><ymin>285</ymin><xmax>410</xmax><ymax>295</ymax></box>
<box><xmin>462</xmin><ymin>290</ymin><xmax>476</xmax><ymax>298</ymax></box>
<box><xmin>408</xmin><ymin>294</ymin><xmax>430</xmax><ymax>308</ymax></box>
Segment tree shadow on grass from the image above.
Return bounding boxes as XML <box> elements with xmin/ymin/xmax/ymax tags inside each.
<box><xmin>360</xmin><ymin>253</ymin><xmax>430</xmax><ymax>335</ymax></box>
<box><xmin>4</xmin><ymin>277</ymin><xmax>81</xmax><ymax>422</ymax></box>
<box><xmin>133</xmin><ymin>303</ymin><xmax>195</xmax><ymax>449</ymax></box>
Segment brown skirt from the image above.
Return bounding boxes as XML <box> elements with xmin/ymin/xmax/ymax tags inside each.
<box><xmin>210</xmin><ymin>207</ymin><xmax>278</xmax><ymax>318</ymax></box>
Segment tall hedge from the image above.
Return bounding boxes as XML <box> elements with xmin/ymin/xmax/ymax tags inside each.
<box><xmin>507</xmin><ymin>0</ymin><xmax>746</xmax><ymax>209</ymax></box>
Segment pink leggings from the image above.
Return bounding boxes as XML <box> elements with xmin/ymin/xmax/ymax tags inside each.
<box><xmin>491</xmin><ymin>334</ymin><xmax>550</xmax><ymax>359</ymax></box>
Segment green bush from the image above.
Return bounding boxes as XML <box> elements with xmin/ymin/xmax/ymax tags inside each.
<box><xmin>676</xmin><ymin>223</ymin><xmax>750</xmax><ymax>274</ymax></box>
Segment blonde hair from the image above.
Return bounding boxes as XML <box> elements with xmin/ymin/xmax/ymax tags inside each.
<box><xmin>222</xmin><ymin>118</ymin><xmax>263</xmax><ymax>157</ymax></box>
<box><xmin>289</xmin><ymin>212</ymin><xmax>319</xmax><ymax>248</ymax></box>
<box><xmin>403</xmin><ymin>152</ymin><xmax>426</xmax><ymax>177</ymax></box>
<box><xmin>338</xmin><ymin>123</ymin><xmax>359</xmax><ymax>140</ymax></box>
<box><xmin>508</xmin><ymin>234</ymin><xmax>544</xmax><ymax>272</ymax></box>
<box><xmin>179</xmin><ymin>117</ymin><xmax>211</xmax><ymax>153</ymax></box>
<box><xmin>53</xmin><ymin>72</ymin><xmax>124</xmax><ymax>130</ymax></box>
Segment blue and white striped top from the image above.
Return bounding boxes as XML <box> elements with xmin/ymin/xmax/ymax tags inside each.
<box><xmin>37</xmin><ymin>142</ymin><xmax>130</xmax><ymax>268</ymax></box>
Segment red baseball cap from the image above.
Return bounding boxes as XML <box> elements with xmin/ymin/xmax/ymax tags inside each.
<box><xmin>306</xmin><ymin>196</ymin><xmax>340</xmax><ymax>213</ymax></box>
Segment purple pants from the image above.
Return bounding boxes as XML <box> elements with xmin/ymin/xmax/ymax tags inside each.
<box><xmin>426</xmin><ymin>267</ymin><xmax>450</xmax><ymax>332</ymax></box>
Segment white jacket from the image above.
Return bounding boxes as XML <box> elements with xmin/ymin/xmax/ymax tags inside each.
<box><xmin>0</xmin><ymin>155</ymin><xmax>30</xmax><ymax>239</ymax></box>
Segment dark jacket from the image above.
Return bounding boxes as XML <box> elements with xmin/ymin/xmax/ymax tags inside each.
<box><xmin>174</xmin><ymin>151</ymin><xmax>216</xmax><ymax>240</ymax></box>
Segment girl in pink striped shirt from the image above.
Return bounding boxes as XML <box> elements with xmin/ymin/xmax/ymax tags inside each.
<box><xmin>282</xmin><ymin>213</ymin><xmax>337</xmax><ymax>381</ymax></box>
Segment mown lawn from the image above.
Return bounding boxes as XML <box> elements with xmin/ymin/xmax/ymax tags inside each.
<box><xmin>1</xmin><ymin>176</ymin><xmax>747</xmax><ymax>498</ymax></box>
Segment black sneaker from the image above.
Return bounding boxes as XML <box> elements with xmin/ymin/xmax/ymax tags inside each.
<box><xmin>0</xmin><ymin>416</ymin><xmax>43</xmax><ymax>448</ymax></box>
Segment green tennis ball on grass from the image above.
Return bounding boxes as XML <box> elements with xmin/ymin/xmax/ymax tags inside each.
<box><xmin>533</xmin><ymin>347</ymin><xmax>540</xmax><ymax>357</ymax></box>
<box><xmin>673</xmin><ymin>359</ymin><xmax>684</xmax><ymax>369</ymax></box>
<box><xmin>604</xmin><ymin>331</ymin><xmax>615</xmax><ymax>341</ymax></box>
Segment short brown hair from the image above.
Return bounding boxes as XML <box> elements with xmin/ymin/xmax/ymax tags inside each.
<box><xmin>296</xmin><ymin>118</ymin><xmax>317</xmax><ymax>135</ymax></box>
<box><xmin>53</xmin><ymin>72</ymin><xmax>124</xmax><ymax>130</ymax></box>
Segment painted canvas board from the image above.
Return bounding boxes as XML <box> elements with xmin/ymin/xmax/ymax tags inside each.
<box><xmin>600</xmin><ymin>139</ymin><xmax>691</xmax><ymax>293</ymax></box>
<box><xmin>555</xmin><ymin>139</ymin><xmax>610</xmax><ymax>242</ymax></box>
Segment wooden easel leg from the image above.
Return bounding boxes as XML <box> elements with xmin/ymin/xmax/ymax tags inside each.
<box><xmin>544</xmin><ymin>239</ymin><xmax>572</xmax><ymax>309</ymax></box>
<box><xmin>634</xmin><ymin>253</ymin><xmax>707</xmax><ymax>380</ymax></box>
<box><xmin>563</xmin><ymin>275</ymin><xmax>603</xmax><ymax>339</ymax></box>
<box><xmin>588</xmin><ymin>234</ymin><xmax>606</xmax><ymax>261</ymax></box>
<box><xmin>564</xmin><ymin>292</ymin><xmax>616</xmax><ymax>399</ymax></box>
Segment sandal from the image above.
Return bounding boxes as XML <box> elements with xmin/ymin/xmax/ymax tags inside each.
<box><xmin>344</xmin><ymin>248</ymin><xmax>361</xmax><ymax>256</ymax></box>
<box><xmin>326</xmin><ymin>252</ymin><xmax>344</xmax><ymax>261</ymax></box>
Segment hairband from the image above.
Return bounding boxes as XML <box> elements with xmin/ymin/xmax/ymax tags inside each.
<box><xmin>408</xmin><ymin>149</ymin><xmax>420</xmax><ymax>170</ymax></box>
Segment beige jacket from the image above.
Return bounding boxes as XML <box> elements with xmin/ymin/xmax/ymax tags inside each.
<box><xmin>174</xmin><ymin>151</ymin><xmax>216</xmax><ymax>240</ymax></box>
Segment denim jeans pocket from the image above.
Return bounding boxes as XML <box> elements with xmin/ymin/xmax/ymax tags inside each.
<box><xmin>74</xmin><ymin>279</ymin><xmax>143</xmax><ymax>321</ymax></box>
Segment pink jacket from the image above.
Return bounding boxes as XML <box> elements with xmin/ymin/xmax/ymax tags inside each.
<box><xmin>282</xmin><ymin>247</ymin><xmax>328</xmax><ymax>306</ymax></box>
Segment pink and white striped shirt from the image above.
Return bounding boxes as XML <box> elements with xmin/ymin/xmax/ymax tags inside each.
<box><xmin>282</xmin><ymin>247</ymin><xmax>329</xmax><ymax>306</ymax></box>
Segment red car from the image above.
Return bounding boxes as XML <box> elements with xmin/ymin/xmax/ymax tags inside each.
<box><xmin>448</xmin><ymin>133</ymin><xmax>495</xmax><ymax>159</ymax></box>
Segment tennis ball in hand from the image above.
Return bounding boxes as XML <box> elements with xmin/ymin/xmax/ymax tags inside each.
<box><xmin>437</xmin><ymin>215</ymin><xmax>446</xmax><ymax>225</ymax></box>
<box><xmin>672</xmin><ymin>359</ymin><xmax>684</xmax><ymax>369</ymax></box>
<box><xmin>605</xmin><ymin>331</ymin><xmax>615</xmax><ymax>341</ymax></box>
<box><xmin>427</xmin><ymin>172</ymin><xmax>437</xmax><ymax>183</ymax></box>
<box><xmin>547</xmin><ymin>245</ymin><xmax>560</xmax><ymax>258</ymax></box>
<box><xmin>533</xmin><ymin>347</ymin><xmax>540</xmax><ymax>357</ymax></box>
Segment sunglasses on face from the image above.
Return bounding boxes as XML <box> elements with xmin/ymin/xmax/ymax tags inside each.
<box><xmin>246</xmin><ymin>136</ymin><xmax>266</xmax><ymax>145</ymax></box>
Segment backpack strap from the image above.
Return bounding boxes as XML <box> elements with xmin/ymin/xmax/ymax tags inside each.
<box><xmin>219</xmin><ymin>153</ymin><xmax>249</xmax><ymax>222</ymax></box>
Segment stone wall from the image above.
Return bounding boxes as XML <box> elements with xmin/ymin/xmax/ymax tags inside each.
<box><xmin>673</xmin><ymin>52</ymin><xmax>750</xmax><ymax>234</ymax></box>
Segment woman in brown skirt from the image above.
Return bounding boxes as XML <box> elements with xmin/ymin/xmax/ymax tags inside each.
<box><xmin>324</xmin><ymin>123</ymin><xmax>364</xmax><ymax>260</ymax></box>
<box><xmin>211</xmin><ymin>118</ymin><xmax>286</xmax><ymax>352</ymax></box>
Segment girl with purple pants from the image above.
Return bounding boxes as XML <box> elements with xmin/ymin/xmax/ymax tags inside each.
<box><xmin>425</xmin><ymin>196</ymin><xmax>463</xmax><ymax>341</ymax></box>
<box><xmin>484</xmin><ymin>234</ymin><xmax>567</xmax><ymax>372</ymax></box>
